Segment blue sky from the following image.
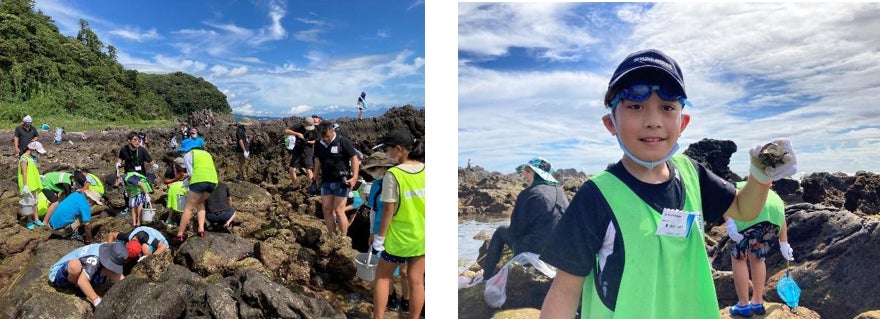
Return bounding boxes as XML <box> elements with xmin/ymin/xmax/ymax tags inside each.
<box><xmin>459</xmin><ymin>2</ymin><xmax>880</xmax><ymax>177</ymax></box>
<box><xmin>34</xmin><ymin>0</ymin><xmax>425</xmax><ymax>118</ymax></box>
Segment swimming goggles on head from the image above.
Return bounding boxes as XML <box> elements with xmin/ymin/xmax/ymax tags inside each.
<box><xmin>609</xmin><ymin>83</ymin><xmax>685</xmax><ymax>108</ymax></box>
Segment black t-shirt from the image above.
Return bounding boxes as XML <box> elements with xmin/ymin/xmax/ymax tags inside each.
<box><xmin>117</xmin><ymin>145</ymin><xmax>152</xmax><ymax>175</ymax></box>
<box><xmin>14</xmin><ymin>125</ymin><xmax>39</xmax><ymax>154</ymax></box>
<box><xmin>539</xmin><ymin>157</ymin><xmax>735</xmax><ymax>310</ymax></box>
<box><xmin>236</xmin><ymin>126</ymin><xmax>249</xmax><ymax>152</ymax></box>
<box><xmin>205</xmin><ymin>182</ymin><xmax>230</xmax><ymax>214</ymax></box>
<box><xmin>314</xmin><ymin>134</ymin><xmax>358</xmax><ymax>181</ymax></box>
<box><xmin>288</xmin><ymin>125</ymin><xmax>317</xmax><ymax>152</ymax></box>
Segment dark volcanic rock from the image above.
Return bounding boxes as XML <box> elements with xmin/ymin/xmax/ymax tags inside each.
<box><xmin>801</xmin><ymin>172</ymin><xmax>855</xmax><ymax>208</ymax></box>
<box><xmin>683</xmin><ymin>138</ymin><xmax>742</xmax><ymax>182</ymax></box>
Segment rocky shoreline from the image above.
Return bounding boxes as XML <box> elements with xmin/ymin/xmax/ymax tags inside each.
<box><xmin>0</xmin><ymin>106</ymin><xmax>424</xmax><ymax>318</ymax></box>
<box><xmin>458</xmin><ymin>138</ymin><xmax>880</xmax><ymax>319</ymax></box>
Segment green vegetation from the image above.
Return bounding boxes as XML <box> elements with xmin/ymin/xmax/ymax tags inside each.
<box><xmin>0</xmin><ymin>0</ymin><xmax>231</xmax><ymax>131</ymax></box>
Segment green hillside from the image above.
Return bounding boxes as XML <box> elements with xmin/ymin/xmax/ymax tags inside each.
<box><xmin>0</xmin><ymin>0</ymin><xmax>230</xmax><ymax>130</ymax></box>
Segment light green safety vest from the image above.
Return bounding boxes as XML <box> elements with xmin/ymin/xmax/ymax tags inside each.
<box><xmin>190</xmin><ymin>149</ymin><xmax>218</xmax><ymax>185</ymax></box>
<box><xmin>383</xmin><ymin>165</ymin><xmax>426</xmax><ymax>257</ymax></box>
<box><xmin>17</xmin><ymin>154</ymin><xmax>42</xmax><ymax>193</ymax></box>
<box><xmin>87</xmin><ymin>173</ymin><xmax>105</xmax><ymax>196</ymax></box>
<box><xmin>166</xmin><ymin>181</ymin><xmax>186</xmax><ymax>212</ymax></box>
<box><xmin>123</xmin><ymin>172</ymin><xmax>153</xmax><ymax>196</ymax></box>
<box><xmin>733</xmin><ymin>181</ymin><xmax>784</xmax><ymax>230</ymax></box>
<box><xmin>583</xmin><ymin>154</ymin><xmax>719</xmax><ymax>319</ymax></box>
<box><xmin>42</xmin><ymin>172</ymin><xmax>72</xmax><ymax>193</ymax></box>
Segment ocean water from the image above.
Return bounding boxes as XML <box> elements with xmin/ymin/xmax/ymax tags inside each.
<box><xmin>458</xmin><ymin>218</ymin><xmax>507</xmax><ymax>273</ymax></box>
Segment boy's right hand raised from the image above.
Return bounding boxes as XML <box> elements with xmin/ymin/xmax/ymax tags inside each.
<box><xmin>749</xmin><ymin>138</ymin><xmax>797</xmax><ymax>184</ymax></box>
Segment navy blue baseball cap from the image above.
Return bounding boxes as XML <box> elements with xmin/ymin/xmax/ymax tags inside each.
<box><xmin>607</xmin><ymin>49</ymin><xmax>687</xmax><ymax>100</ymax></box>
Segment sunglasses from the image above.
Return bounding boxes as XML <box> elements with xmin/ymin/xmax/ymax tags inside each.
<box><xmin>610</xmin><ymin>83</ymin><xmax>684</xmax><ymax>108</ymax></box>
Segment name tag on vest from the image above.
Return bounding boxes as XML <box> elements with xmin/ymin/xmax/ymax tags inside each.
<box><xmin>656</xmin><ymin>208</ymin><xmax>700</xmax><ymax>238</ymax></box>
<box><xmin>330</xmin><ymin>146</ymin><xmax>339</xmax><ymax>154</ymax></box>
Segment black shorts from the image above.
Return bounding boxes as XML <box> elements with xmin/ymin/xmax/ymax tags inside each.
<box><xmin>43</xmin><ymin>189</ymin><xmax>60</xmax><ymax>203</ymax></box>
<box><xmin>289</xmin><ymin>148</ymin><xmax>314</xmax><ymax>169</ymax></box>
<box><xmin>189</xmin><ymin>182</ymin><xmax>216</xmax><ymax>194</ymax></box>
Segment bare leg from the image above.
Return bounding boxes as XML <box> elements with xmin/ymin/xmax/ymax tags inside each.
<box><xmin>288</xmin><ymin>167</ymin><xmax>298</xmax><ymax>186</ymax></box>
<box><xmin>748</xmin><ymin>253</ymin><xmax>767</xmax><ymax>305</ymax></box>
<box><xmin>332</xmin><ymin>196</ymin><xmax>349</xmax><ymax>235</ymax></box>
<box><xmin>177</xmin><ymin>192</ymin><xmax>202</xmax><ymax>237</ymax></box>
<box><xmin>196</xmin><ymin>194</ymin><xmax>209</xmax><ymax>234</ymax></box>
<box><xmin>731</xmin><ymin>254</ymin><xmax>751</xmax><ymax>307</ymax></box>
<box><xmin>321</xmin><ymin>195</ymin><xmax>336</xmax><ymax>235</ymax></box>
<box><xmin>406</xmin><ymin>256</ymin><xmax>425</xmax><ymax>319</ymax></box>
<box><xmin>373</xmin><ymin>259</ymin><xmax>400</xmax><ymax>319</ymax></box>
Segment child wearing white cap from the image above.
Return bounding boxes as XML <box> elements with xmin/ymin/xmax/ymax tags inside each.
<box><xmin>17</xmin><ymin>141</ymin><xmax>47</xmax><ymax>230</ymax></box>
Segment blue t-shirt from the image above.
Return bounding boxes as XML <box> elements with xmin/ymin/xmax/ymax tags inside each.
<box><xmin>48</xmin><ymin>243</ymin><xmax>105</xmax><ymax>284</ymax></box>
<box><xmin>369</xmin><ymin>179</ymin><xmax>385</xmax><ymax>234</ymax></box>
<box><xmin>48</xmin><ymin>191</ymin><xmax>92</xmax><ymax>229</ymax></box>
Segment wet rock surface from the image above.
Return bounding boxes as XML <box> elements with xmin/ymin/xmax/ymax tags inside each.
<box><xmin>0</xmin><ymin>106</ymin><xmax>424</xmax><ymax>317</ymax></box>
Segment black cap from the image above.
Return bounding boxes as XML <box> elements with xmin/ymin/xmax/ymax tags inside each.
<box><xmin>99</xmin><ymin>242</ymin><xmax>129</xmax><ymax>275</ymax></box>
<box><xmin>608</xmin><ymin>49</ymin><xmax>686</xmax><ymax>99</ymax></box>
<box><xmin>372</xmin><ymin>130</ymin><xmax>414</xmax><ymax>150</ymax></box>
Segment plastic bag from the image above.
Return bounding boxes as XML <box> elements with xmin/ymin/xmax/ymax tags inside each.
<box><xmin>482</xmin><ymin>252</ymin><xmax>557</xmax><ymax>308</ymax></box>
<box><xmin>483</xmin><ymin>263</ymin><xmax>510</xmax><ymax>308</ymax></box>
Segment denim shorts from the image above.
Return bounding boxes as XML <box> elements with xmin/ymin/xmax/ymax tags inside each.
<box><xmin>50</xmin><ymin>261</ymin><xmax>106</xmax><ymax>289</ymax></box>
<box><xmin>189</xmin><ymin>182</ymin><xmax>216</xmax><ymax>194</ymax></box>
<box><xmin>207</xmin><ymin>207</ymin><xmax>235</xmax><ymax>224</ymax></box>
<box><xmin>321</xmin><ymin>182</ymin><xmax>349</xmax><ymax>197</ymax></box>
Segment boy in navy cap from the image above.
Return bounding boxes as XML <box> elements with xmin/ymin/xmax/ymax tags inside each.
<box><xmin>539</xmin><ymin>49</ymin><xmax>798</xmax><ymax>318</ymax></box>
<box><xmin>47</xmin><ymin>242</ymin><xmax>129</xmax><ymax>308</ymax></box>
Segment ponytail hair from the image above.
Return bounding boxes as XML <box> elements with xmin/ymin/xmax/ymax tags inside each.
<box><xmin>407</xmin><ymin>138</ymin><xmax>425</xmax><ymax>162</ymax></box>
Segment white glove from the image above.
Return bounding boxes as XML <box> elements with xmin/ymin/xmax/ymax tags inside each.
<box><xmin>779</xmin><ymin>241</ymin><xmax>794</xmax><ymax>261</ymax></box>
<box><xmin>749</xmin><ymin>138</ymin><xmax>797</xmax><ymax>184</ymax></box>
<box><xmin>92</xmin><ymin>297</ymin><xmax>102</xmax><ymax>307</ymax></box>
<box><xmin>22</xmin><ymin>185</ymin><xmax>30</xmax><ymax>195</ymax></box>
<box><xmin>244</xmin><ymin>151</ymin><xmax>250</xmax><ymax>159</ymax></box>
<box><xmin>726</xmin><ymin>219</ymin><xmax>744</xmax><ymax>242</ymax></box>
<box><xmin>152</xmin><ymin>163</ymin><xmax>159</xmax><ymax>170</ymax></box>
<box><xmin>115</xmin><ymin>163</ymin><xmax>122</xmax><ymax>170</ymax></box>
<box><xmin>372</xmin><ymin>236</ymin><xmax>385</xmax><ymax>252</ymax></box>
<box><xmin>138</xmin><ymin>256</ymin><xmax>147</xmax><ymax>262</ymax></box>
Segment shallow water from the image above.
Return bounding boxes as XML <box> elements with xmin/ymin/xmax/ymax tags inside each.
<box><xmin>458</xmin><ymin>218</ymin><xmax>508</xmax><ymax>273</ymax></box>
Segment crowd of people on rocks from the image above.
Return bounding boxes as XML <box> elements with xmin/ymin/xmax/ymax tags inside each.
<box><xmin>12</xmin><ymin>112</ymin><xmax>426</xmax><ymax>318</ymax></box>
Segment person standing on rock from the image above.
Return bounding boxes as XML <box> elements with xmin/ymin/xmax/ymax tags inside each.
<box><xmin>47</xmin><ymin>242</ymin><xmax>129</xmax><ymax>308</ymax></box>
<box><xmin>119</xmin><ymin>171</ymin><xmax>153</xmax><ymax>227</ymax></box>
<box><xmin>312</xmin><ymin>122</ymin><xmax>360</xmax><ymax>236</ymax></box>
<box><xmin>539</xmin><ymin>49</ymin><xmax>799</xmax><ymax>319</ymax></box>
<box><xmin>174</xmin><ymin>138</ymin><xmax>219</xmax><ymax>242</ymax></box>
<box><xmin>480</xmin><ymin>157</ymin><xmax>569</xmax><ymax>279</ymax></box>
<box><xmin>116</xmin><ymin>131</ymin><xmax>158</xmax><ymax>196</ymax></box>
<box><xmin>235</xmin><ymin>118</ymin><xmax>252</xmax><ymax>181</ymax></box>
<box><xmin>724</xmin><ymin>182</ymin><xmax>794</xmax><ymax>316</ymax></box>
<box><xmin>18</xmin><ymin>141</ymin><xmax>47</xmax><ymax>230</ymax></box>
<box><xmin>284</xmin><ymin>117</ymin><xmax>317</xmax><ymax>188</ymax></box>
<box><xmin>162</xmin><ymin>157</ymin><xmax>188</xmax><ymax>226</ymax></box>
<box><xmin>13</xmin><ymin>115</ymin><xmax>39</xmax><ymax>157</ymax></box>
<box><xmin>371</xmin><ymin>130</ymin><xmax>425</xmax><ymax>319</ymax></box>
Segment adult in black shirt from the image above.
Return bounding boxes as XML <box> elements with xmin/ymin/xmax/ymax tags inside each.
<box><xmin>312</xmin><ymin>122</ymin><xmax>360</xmax><ymax>236</ymax></box>
<box><xmin>203</xmin><ymin>182</ymin><xmax>236</xmax><ymax>229</ymax></box>
<box><xmin>284</xmin><ymin>117</ymin><xmax>317</xmax><ymax>186</ymax></box>
<box><xmin>13</xmin><ymin>115</ymin><xmax>39</xmax><ymax>156</ymax></box>
<box><xmin>116</xmin><ymin>131</ymin><xmax>156</xmax><ymax>177</ymax></box>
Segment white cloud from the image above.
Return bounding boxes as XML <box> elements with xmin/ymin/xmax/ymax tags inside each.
<box><xmin>109</xmin><ymin>27</ymin><xmax>160</xmax><ymax>41</ymax></box>
<box><xmin>289</xmin><ymin>104</ymin><xmax>314</xmax><ymax>115</ymax></box>
<box><xmin>377</xmin><ymin>30</ymin><xmax>390</xmax><ymax>38</ymax></box>
<box><xmin>460</xmin><ymin>3</ymin><xmax>880</xmax><ymax>175</ymax></box>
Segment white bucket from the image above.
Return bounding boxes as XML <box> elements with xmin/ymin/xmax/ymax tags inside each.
<box><xmin>20</xmin><ymin>204</ymin><xmax>35</xmax><ymax>216</ymax></box>
<box><xmin>354</xmin><ymin>251</ymin><xmax>379</xmax><ymax>281</ymax></box>
<box><xmin>142</xmin><ymin>202</ymin><xmax>156</xmax><ymax>222</ymax></box>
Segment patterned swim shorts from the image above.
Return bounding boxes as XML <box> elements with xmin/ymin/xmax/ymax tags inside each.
<box><xmin>729</xmin><ymin>221</ymin><xmax>780</xmax><ymax>261</ymax></box>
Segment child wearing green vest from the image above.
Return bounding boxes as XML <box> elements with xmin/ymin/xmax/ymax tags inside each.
<box><xmin>371</xmin><ymin>130</ymin><xmax>425</xmax><ymax>319</ymax></box>
<box><xmin>18</xmin><ymin>141</ymin><xmax>47</xmax><ymax>230</ymax></box>
<box><xmin>539</xmin><ymin>49</ymin><xmax>798</xmax><ymax>319</ymax></box>
<box><xmin>724</xmin><ymin>182</ymin><xmax>794</xmax><ymax>316</ymax></box>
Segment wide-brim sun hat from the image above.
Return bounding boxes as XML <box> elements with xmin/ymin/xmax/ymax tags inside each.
<box><xmin>178</xmin><ymin>138</ymin><xmax>201</xmax><ymax>153</ymax></box>
<box><xmin>516</xmin><ymin>157</ymin><xmax>558</xmax><ymax>183</ymax></box>
<box><xmin>362</xmin><ymin>152</ymin><xmax>395</xmax><ymax>170</ymax></box>
<box><xmin>607</xmin><ymin>49</ymin><xmax>687</xmax><ymax>104</ymax></box>
<box><xmin>173</xmin><ymin>157</ymin><xmax>185</xmax><ymax>167</ymax></box>
<box><xmin>83</xmin><ymin>190</ymin><xmax>103</xmax><ymax>205</ymax></box>
<box><xmin>99</xmin><ymin>242</ymin><xmax>129</xmax><ymax>275</ymax></box>
<box><xmin>238</xmin><ymin>117</ymin><xmax>254</xmax><ymax>126</ymax></box>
